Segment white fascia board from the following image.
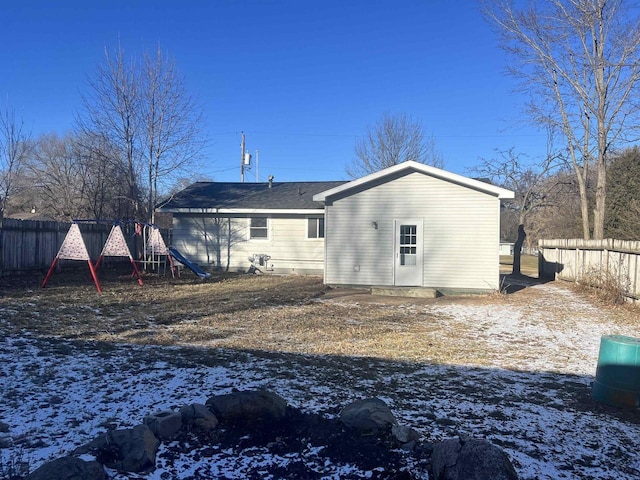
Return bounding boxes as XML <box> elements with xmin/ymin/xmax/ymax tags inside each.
<box><xmin>313</xmin><ymin>160</ymin><xmax>515</xmax><ymax>201</ymax></box>
<box><xmin>157</xmin><ymin>208</ymin><xmax>326</xmax><ymax>215</ymax></box>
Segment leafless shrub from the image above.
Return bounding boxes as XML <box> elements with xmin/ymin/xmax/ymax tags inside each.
<box><xmin>577</xmin><ymin>266</ymin><xmax>632</xmax><ymax>305</ymax></box>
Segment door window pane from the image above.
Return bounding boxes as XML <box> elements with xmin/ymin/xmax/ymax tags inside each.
<box><xmin>399</xmin><ymin>225</ymin><xmax>417</xmax><ymax>266</ymax></box>
<box><xmin>401</xmin><ymin>252</ymin><xmax>417</xmax><ymax>266</ymax></box>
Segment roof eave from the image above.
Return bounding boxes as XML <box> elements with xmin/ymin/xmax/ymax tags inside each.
<box><xmin>156</xmin><ymin>207</ymin><xmax>326</xmax><ymax>215</ymax></box>
<box><xmin>313</xmin><ymin>160</ymin><xmax>515</xmax><ymax>201</ymax></box>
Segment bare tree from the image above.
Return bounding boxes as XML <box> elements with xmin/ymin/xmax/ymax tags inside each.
<box><xmin>528</xmin><ymin>168</ymin><xmax>595</xmax><ymax>241</ymax></box>
<box><xmin>0</xmin><ymin>105</ymin><xmax>31</xmax><ymax>219</ymax></box>
<box><xmin>474</xmin><ymin>147</ymin><xmax>561</xmax><ymax>275</ymax></box>
<box><xmin>77</xmin><ymin>43</ymin><xmax>143</xmax><ymax>220</ymax></box>
<box><xmin>346</xmin><ymin>112</ymin><xmax>443</xmax><ymax>178</ymax></box>
<box><xmin>19</xmin><ymin>132</ymin><xmax>131</xmax><ymax>221</ymax></box>
<box><xmin>604</xmin><ymin>146</ymin><xmax>640</xmax><ymax>239</ymax></box>
<box><xmin>28</xmin><ymin>133</ymin><xmax>87</xmax><ymax>220</ymax></box>
<box><xmin>75</xmin><ymin>133</ymin><xmax>121</xmax><ymax>220</ymax></box>
<box><xmin>77</xmin><ymin>42</ymin><xmax>206</xmax><ymax>222</ymax></box>
<box><xmin>141</xmin><ymin>46</ymin><xmax>205</xmax><ymax>222</ymax></box>
<box><xmin>484</xmin><ymin>0</ymin><xmax>640</xmax><ymax>240</ymax></box>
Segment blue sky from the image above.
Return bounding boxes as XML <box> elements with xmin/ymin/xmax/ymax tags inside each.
<box><xmin>2</xmin><ymin>1</ymin><xmax>547</xmax><ymax>183</ymax></box>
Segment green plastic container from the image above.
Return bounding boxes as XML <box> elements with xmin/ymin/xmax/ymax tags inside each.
<box><xmin>592</xmin><ymin>335</ymin><xmax>640</xmax><ymax>408</ymax></box>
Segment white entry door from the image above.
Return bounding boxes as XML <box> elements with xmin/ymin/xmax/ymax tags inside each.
<box><xmin>394</xmin><ymin>219</ymin><xmax>423</xmax><ymax>286</ymax></box>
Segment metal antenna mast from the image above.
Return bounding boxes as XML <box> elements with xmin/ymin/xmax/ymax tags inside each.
<box><xmin>240</xmin><ymin>131</ymin><xmax>252</xmax><ymax>183</ymax></box>
<box><xmin>240</xmin><ymin>131</ymin><xmax>245</xmax><ymax>183</ymax></box>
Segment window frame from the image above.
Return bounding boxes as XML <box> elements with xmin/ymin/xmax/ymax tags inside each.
<box><xmin>307</xmin><ymin>217</ymin><xmax>325</xmax><ymax>239</ymax></box>
<box><xmin>249</xmin><ymin>216</ymin><xmax>269</xmax><ymax>239</ymax></box>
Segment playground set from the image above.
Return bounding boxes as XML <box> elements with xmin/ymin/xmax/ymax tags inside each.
<box><xmin>42</xmin><ymin>221</ymin><xmax>209</xmax><ymax>292</ymax></box>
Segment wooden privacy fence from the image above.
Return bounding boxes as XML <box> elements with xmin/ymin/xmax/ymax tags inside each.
<box><xmin>0</xmin><ymin>219</ymin><xmax>171</xmax><ymax>275</ymax></box>
<box><xmin>539</xmin><ymin>238</ymin><xmax>640</xmax><ymax>301</ymax></box>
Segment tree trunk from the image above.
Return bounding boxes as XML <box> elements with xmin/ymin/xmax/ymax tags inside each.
<box><xmin>593</xmin><ymin>112</ymin><xmax>608</xmax><ymax>239</ymax></box>
<box><xmin>576</xmin><ymin>174</ymin><xmax>591</xmax><ymax>240</ymax></box>
<box><xmin>593</xmin><ymin>159</ymin><xmax>607</xmax><ymax>240</ymax></box>
<box><xmin>592</xmin><ymin>6</ymin><xmax>607</xmax><ymax>240</ymax></box>
<box><xmin>512</xmin><ymin>224</ymin><xmax>526</xmax><ymax>276</ymax></box>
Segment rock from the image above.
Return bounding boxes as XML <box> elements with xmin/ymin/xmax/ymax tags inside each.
<box><xmin>180</xmin><ymin>403</ymin><xmax>219</xmax><ymax>431</ymax></box>
<box><xmin>392</xmin><ymin>424</ymin><xmax>420</xmax><ymax>444</ymax></box>
<box><xmin>75</xmin><ymin>424</ymin><xmax>159</xmax><ymax>473</ymax></box>
<box><xmin>144</xmin><ymin>410</ymin><xmax>182</xmax><ymax>439</ymax></box>
<box><xmin>205</xmin><ymin>390</ymin><xmax>287</xmax><ymax>426</ymax></box>
<box><xmin>26</xmin><ymin>456</ymin><xmax>106</xmax><ymax>480</ymax></box>
<box><xmin>431</xmin><ymin>437</ymin><xmax>519</xmax><ymax>480</ymax></box>
<box><xmin>339</xmin><ymin>398</ymin><xmax>397</xmax><ymax>433</ymax></box>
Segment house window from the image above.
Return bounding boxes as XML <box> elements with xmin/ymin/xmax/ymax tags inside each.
<box><xmin>307</xmin><ymin>218</ymin><xmax>325</xmax><ymax>239</ymax></box>
<box><xmin>250</xmin><ymin>217</ymin><xmax>268</xmax><ymax>239</ymax></box>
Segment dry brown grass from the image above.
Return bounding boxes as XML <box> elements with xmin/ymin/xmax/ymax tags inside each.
<box><xmin>499</xmin><ymin>254</ymin><xmax>538</xmax><ymax>277</ymax></box>
<box><xmin>0</xmin><ymin>270</ymin><xmax>443</xmax><ymax>363</ymax></box>
<box><xmin>0</xmin><ymin>266</ymin><xmax>637</xmax><ymax>368</ymax></box>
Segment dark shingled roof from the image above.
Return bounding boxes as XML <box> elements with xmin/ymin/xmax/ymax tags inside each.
<box><xmin>159</xmin><ymin>181</ymin><xmax>347</xmax><ymax>211</ymax></box>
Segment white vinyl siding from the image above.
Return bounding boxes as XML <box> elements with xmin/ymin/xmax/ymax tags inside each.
<box><xmin>323</xmin><ymin>171</ymin><xmax>501</xmax><ymax>290</ymax></box>
<box><xmin>171</xmin><ymin>214</ymin><xmax>326</xmax><ymax>274</ymax></box>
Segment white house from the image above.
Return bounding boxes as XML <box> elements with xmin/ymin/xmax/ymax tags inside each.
<box><xmin>157</xmin><ymin>179</ymin><xmax>346</xmax><ymax>274</ymax></box>
<box><xmin>313</xmin><ymin>161</ymin><xmax>514</xmax><ymax>293</ymax></box>
<box><xmin>499</xmin><ymin>242</ymin><xmax>515</xmax><ymax>256</ymax></box>
<box><xmin>158</xmin><ymin>161</ymin><xmax>513</xmax><ymax>292</ymax></box>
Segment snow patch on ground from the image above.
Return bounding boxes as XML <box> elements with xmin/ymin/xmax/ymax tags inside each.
<box><xmin>1</xmin><ymin>282</ymin><xmax>639</xmax><ymax>479</ymax></box>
